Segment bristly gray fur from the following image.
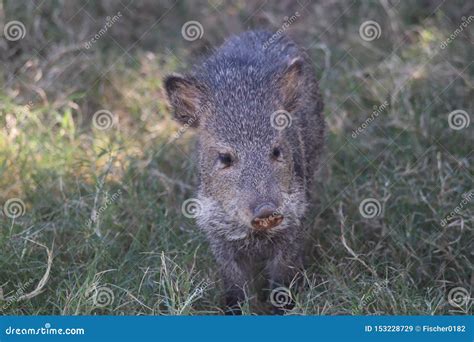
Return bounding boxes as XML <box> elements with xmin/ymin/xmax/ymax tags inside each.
<box><xmin>165</xmin><ymin>30</ymin><xmax>325</xmax><ymax>313</ymax></box>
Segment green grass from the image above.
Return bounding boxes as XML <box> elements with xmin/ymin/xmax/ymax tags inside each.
<box><xmin>0</xmin><ymin>0</ymin><xmax>472</xmax><ymax>315</ymax></box>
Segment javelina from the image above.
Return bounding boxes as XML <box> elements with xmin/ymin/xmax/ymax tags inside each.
<box><xmin>165</xmin><ymin>30</ymin><xmax>324</xmax><ymax>314</ymax></box>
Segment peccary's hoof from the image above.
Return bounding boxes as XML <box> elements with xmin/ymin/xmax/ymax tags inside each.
<box><xmin>224</xmin><ymin>305</ymin><xmax>242</xmax><ymax>315</ymax></box>
<box><xmin>225</xmin><ymin>297</ymin><xmax>242</xmax><ymax>315</ymax></box>
<box><xmin>225</xmin><ymin>307</ymin><xmax>242</xmax><ymax>315</ymax></box>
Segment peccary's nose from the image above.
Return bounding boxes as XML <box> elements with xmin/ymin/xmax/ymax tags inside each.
<box><xmin>251</xmin><ymin>203</ymin><xmax>284</xmax><ymax>230</ymax></box>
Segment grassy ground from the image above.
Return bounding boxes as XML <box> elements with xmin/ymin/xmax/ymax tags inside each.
<box><xmin>0</xmin><ymin>0</ymin><xmax>472</xmax><ymax>315</ymax></box>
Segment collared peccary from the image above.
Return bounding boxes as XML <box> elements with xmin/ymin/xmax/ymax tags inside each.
<box><xmin>164</xmin><ymin>30</ymin><xmax>324</xmax><ymax>314</ymax></box>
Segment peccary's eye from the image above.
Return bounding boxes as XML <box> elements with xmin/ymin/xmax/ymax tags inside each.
<box><xmin>272</xmin><ymin>147</ymin><xmax>282</xmax><ymax>161</ymax></box>
<box><xmin>218</xmin><ymin>153</ymin><xmax>233</xmax><ymax>168</ymax></box>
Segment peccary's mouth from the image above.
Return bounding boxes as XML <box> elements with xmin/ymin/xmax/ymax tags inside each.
<box><xmin>251</xmin><ymin>213</ymin><xmax>284</xmax><ymax>230</ymax></box>
<box><xmin>196</xmin><ymin>192</ymin><xmax>303</xmax><ymax>241</ymax></box>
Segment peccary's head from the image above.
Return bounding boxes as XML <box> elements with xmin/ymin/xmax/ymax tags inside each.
<box><xmin>165</xmin><ymin>48</ymin><xmax>311</xmax><ymax>240</ymax></box>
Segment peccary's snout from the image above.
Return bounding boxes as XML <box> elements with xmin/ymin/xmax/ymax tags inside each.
<box><xmin>250</xmin><ymin>202</ymin><xmax>284</xmax><ymax>230</ymax></box>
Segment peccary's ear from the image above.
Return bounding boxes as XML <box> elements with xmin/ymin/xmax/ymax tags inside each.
<box><xmin>164</xmin><ymin>73</ymin><xmax>206</xmax><ymax>127</ymax></box>
<box><xmin>278</xmin><ymin>57</ymin><xmax>304</xmax><ymax>112</ymax></box>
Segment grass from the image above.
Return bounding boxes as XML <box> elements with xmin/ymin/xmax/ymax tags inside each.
<box><xmin>0</xmin><ymin>0</ymin><xmax>472</xmax><ymax>315</ymax></box>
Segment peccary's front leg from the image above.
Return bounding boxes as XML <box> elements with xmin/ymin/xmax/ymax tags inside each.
<box><xmin>210</xmin><ymin>241</ymin><xmax>249</xmax><ymax>315</ymax></box>
<box><xmin>221</xmin><ymin>261</ymin><xmax>249</xmax><ymax>315</ymax></box>
<box><xmin>265</xmin><ymin>248</ymin><xmax>303</xmax><ymax>314</ymax></box>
